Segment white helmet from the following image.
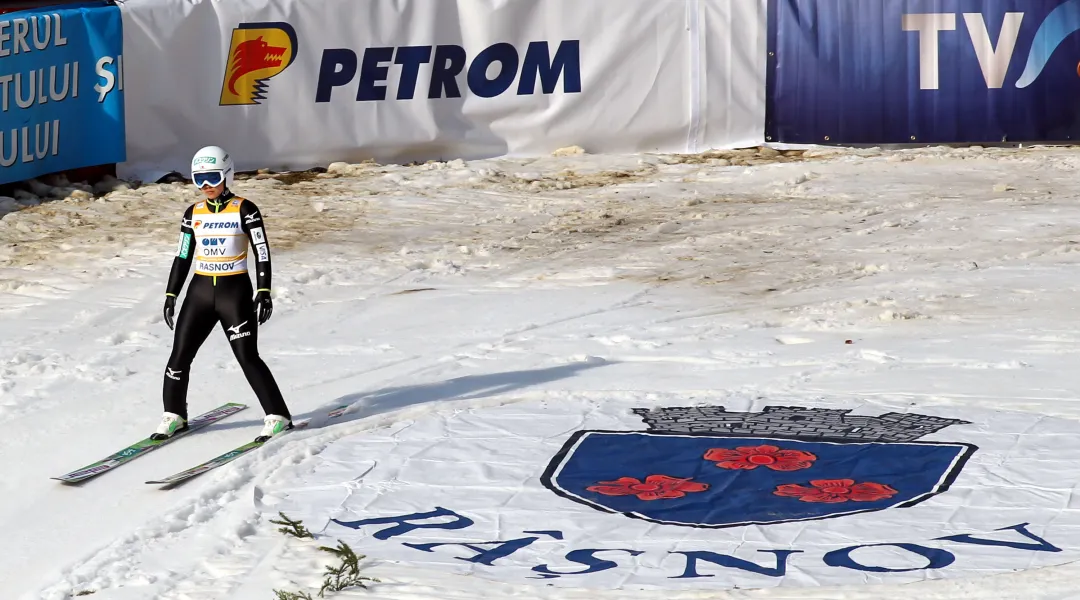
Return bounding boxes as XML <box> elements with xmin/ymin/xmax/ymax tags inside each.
<box><xmin>190</xmin><ymin>145</ymin><xmax>234</xmax><ymax>189</ymax></box>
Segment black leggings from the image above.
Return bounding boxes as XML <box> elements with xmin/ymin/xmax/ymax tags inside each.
<box><xmin>163</xmin><ymin>274</ymin><xmax>290</xmax><ymax>420</ymax></box>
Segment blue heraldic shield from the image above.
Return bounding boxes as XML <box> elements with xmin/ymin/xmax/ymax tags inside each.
<box><xmin>543</xmin><ymin>406</ymin><xmax>976</xmax><ymax>528</ymax></box>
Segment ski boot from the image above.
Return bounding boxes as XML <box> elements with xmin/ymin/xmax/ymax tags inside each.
<box><xmin>150</xmin><ymin>412</ymin><xmax>188</xmax><ymax>441</ymax></box>
<box><xmin>255</xmin><ymin>414</ymin><xmax>293</xmax><ymax>443</ymax></box>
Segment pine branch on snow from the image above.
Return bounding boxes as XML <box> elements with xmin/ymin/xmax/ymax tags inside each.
<box><xmin>317</xmin><ymin>540</ymin><xmax>380</xmax><ymax>596</ymax></box>
<box><xmin>272</xmin><ymin>590</ymin><xmax>313</xmax><ymax>600</ymax></box>
<box><xmin>270</xmin><ymin>512</ymin><xmax>314</xmax><ymax>539</ymax></box>
<box><xmin>269</xmin><ymin>514</ymin><xmax>377</xmax><ymax>596</ymax></box>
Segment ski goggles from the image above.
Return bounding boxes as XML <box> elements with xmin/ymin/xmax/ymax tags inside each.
<box><xmin>193</xmin><ymin>170</ymin><xmax>225</xmax><ymax>188</ymax></box>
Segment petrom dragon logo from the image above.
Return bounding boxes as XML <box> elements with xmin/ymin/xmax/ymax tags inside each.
<box><xmin>219</xmin><ymin>22</ymin><xmax>298</xmax><ymax>105</ymax></box>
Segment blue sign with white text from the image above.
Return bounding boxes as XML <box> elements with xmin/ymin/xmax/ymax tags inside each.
<box><xmin>0</xmin><ymin>1</ymin><xmax>125</xmax><ymax>185</ymax></box>
<box><xmin>766</xmin><ymin>0</ymin><xmax>1080</xmax><ymax>144</ymax></box>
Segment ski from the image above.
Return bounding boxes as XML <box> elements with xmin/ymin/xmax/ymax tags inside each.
<box><xmin>146</xmin><ymin>404</ymin><xmax>350</xmax><ymax>487</ymax></box>
<box><xmin>52</xmin><ymin>402</ymin><xmax>249</xmax><ymax>484</ymax></box>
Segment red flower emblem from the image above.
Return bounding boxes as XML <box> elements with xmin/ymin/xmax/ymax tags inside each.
<box><xmin>704</xmin><ymin>445</ymin><xmax>817</xmax><ymax>471</ymax></box>
<box><xmin>587</xmin><ymin>475</ymin><xmax>709</xmax><ymax>501</ymax></box>
<box><xmin>773</xmin><ymin>479</ymin><xmax>898</xmax><ymax>503</ymax></box>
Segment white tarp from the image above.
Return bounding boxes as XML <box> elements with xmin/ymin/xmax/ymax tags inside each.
<box><xmin>253</xmin><ymin>395</ymin><xmax>1080</xmax><ymax>591</ymax></box>
<box><xmin>115</xmin><ymin>0</ymin><xmax>766</xmax><ymax>181</ymax></box>
<box><xmin>697</xmin><ymin>0</ymin><xmax>768</xmax><ymax>151</ymax></box>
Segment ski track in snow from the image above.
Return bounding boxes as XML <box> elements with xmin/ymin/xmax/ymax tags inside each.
<box><xmin>7</xmin><ymin>145</ymin><xmax>1080</xmax><ymax>598</ymax></box>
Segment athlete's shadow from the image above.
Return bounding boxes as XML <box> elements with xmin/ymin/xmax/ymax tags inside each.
<box><xmin>206</xmin><ymin>357</ymin><xmax>614</xmax><ymax>433</ymax></box>
<box><xmin>295</xmin><ymin>357</ymin><xmax>616</xmax><ymax>428</ymax></box>
<box><xmin>145</xmin><ymin>360</ymin><xmax>615</xmax><ymax>489</ymax></box>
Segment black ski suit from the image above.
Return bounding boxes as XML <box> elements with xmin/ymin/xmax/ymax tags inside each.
<box><xmin>161</xmin><ymin>190</ymin><xmax>291</xmax><ymax>421</ymax></box>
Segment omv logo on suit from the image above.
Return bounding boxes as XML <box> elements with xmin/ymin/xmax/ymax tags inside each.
<box><xmin>766</xmin><ymin>0</ymin><xmax>1080</xmax><ymax>144</ymax></box>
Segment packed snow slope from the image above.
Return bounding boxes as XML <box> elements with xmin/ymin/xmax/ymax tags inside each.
<box><xmin>3</xmin><ymin>145</ymin><xmax>1080</xmax><ymax>599</ymax></box>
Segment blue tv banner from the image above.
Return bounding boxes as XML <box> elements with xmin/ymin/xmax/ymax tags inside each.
<box><xmin>0</xmin><ymin>1</ymin><xmax>124</xmax><ymax>185</ymax></box>
<box><xmin>766</xmin><ymin>0</ymin><xmax>1080</xmax><ymax>144</ymax></box>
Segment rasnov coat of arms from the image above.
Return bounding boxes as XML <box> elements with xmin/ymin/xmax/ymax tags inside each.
<box><xmin>542</xmin><ymin>405</ymin><xmax>977</xmax><ymax>528</ymax></box>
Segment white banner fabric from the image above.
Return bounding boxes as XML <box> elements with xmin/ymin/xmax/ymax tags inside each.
<box><xmin>253</xmin><ymin>396</ymin><xmax>1080</xmax><ymax>591</ymax></box>
<box><xmin>697</xmin><ymin>0</ymin><xmax>769</xmax><ymax>151</ymax></box>
<box><xmin>116</xmin><ymin>0</ymin><xmax>766</xmax><ymax>181</ymax></box>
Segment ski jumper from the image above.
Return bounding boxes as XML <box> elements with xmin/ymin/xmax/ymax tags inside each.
<box><xmin>162</xmin><ymin>191</ymin><xmax>291</xmax><ymax>420</ymax></box>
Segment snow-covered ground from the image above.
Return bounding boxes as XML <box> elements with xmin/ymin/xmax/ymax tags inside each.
<box><xmin>5</xmin><ymin>145</ymin><xmax>1080</xmax><ymax>599</ymax></box>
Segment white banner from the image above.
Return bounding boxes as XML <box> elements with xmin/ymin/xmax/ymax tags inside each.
<box><xmin>116</xmin><ymin>0</ymin><xmax>767</xmax><ymax>181</ymax></box>
<box><xmin>697</xmin><ymin>0</ymin><xmax>768</xmax><ymax>151</ymax></box>
<box><xmin>255</xmin><ymin>396</ymin><xmax>1080</xmax><ymax>590</ymax></box>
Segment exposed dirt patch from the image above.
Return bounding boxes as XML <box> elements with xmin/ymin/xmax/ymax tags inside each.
<box><xmin>267</xmin><ymin>171</ymin><xmax>321</xmax><ymax>185</ymax></box>
<box><xmin>0</xmin><ymin>177</ymin><xmax>366</xmax><ymax>266</ymax></box>
<box><xmin>467</xmin><ymin>165</ymin><xmax>660</xmax><ymax>193</ymax></box>
<box><xmin>666</xmin><ymin>147</ymin><xmax>813</xmax><ymax>166</ymax></box>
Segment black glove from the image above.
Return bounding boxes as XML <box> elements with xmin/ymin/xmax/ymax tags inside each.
<box><xmin>163</xmin><ymin>295</ymin><xmax>176</xmax><ymax>330</ymax></box>
<box><xmin>255</xmin><ymin>290</ymin><xmax>273</xmax><ymax>325</ymax></box>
